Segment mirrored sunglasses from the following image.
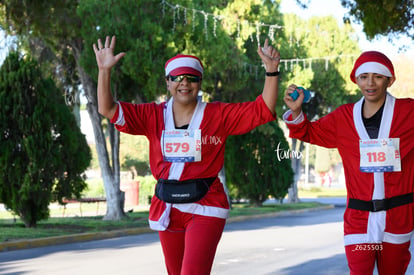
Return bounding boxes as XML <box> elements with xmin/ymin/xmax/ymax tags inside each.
<box><xmin>169</xmin><ymin>75</ymin><xmax>201</xmax><ymax>83</ymax></box>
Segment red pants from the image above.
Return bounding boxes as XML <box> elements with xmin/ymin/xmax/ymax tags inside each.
<box><xmin>158</xmin><ymin>207</ymin><xmax>226</xmax><ymax>275</ymax></box>
<box><xmin>345</xmin><ymin>241</ymin><xmax>411</xmax><ymax>275</ymax></box>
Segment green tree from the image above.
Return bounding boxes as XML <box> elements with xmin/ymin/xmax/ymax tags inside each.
<box><xmin>0</xmin><ymin>0</ymin><xmax>254</xmax><ymax>219</ymax></box>
<box><xmin>340</xmin><ymin>0</ymin><xmax>414</xmax><ymax>42</ymax></box>
<box><xmin>280</xmin><ymin>13</ymin><xmax>360</xmax><ymax>202</ymax></box>
<box><xmin>77</xmin><ymin>0</ymin><xmax>251</xmax><ymax>217</ymax></box>
<box><xmin>214</xmin><ymin>0</ymin><xmax>293</xmax><ymax>205</ymax></box>
<box><xmin>120</xmin><ymin>134</ymin><xmax>150</xmax><ymax>178</ymax></box>
<box><xmin>225</xmin><ymin>122</ymin><xmax>293</xmax><ymax>206</ymax></box>
<box><xmin>294</xmin><ymin>0</ymin><xmax>413</xmax><ymax>44</ymax></box>
<box><xmin>283</xmin><ymin>14</ymin><xmax>361</xmax><ymax>108</ymax></box>
<box><xmin>0</xmin><ymin>52</ymin><xmax>91</xmax><ymax>227</ymax></box>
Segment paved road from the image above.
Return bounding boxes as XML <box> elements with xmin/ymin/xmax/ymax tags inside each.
<box><xmin>1</xmin><ymin>205</ymin><xmax>413</xmax><ymax>275</ymax></box>
<box><xmin>214</xmin><ymin>206</ymin><xmax>348</xmax><ymax>275</ymax></box>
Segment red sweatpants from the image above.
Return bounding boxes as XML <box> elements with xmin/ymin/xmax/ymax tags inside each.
<box><xmin>158</xmin><ymin>207</ymin><xmax>226</xmax><ymax>275</ymax></box>
<box><xmin>345</xmin><ymin>241</ymin><xmax>411</xmax><ymax>275</ymax></box>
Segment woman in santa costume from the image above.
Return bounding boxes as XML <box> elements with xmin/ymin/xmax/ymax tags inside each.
<box><xmin>283</xmin><ymin>51</ymin><xmax>414</xmax><ymax>274</ymax></box>
<box><xmin>93</xmin><ymin>35</ymin><xmax>280</xmax><ymax>275</ymax></box>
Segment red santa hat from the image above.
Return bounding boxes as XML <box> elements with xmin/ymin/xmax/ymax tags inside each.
<box><xmin>165</xmin><ymin>54</ymin><xmax>204</xmax><ymax>77</ymax></box>
<box><xmin>350</xmin><ymin>51</ymin><xmax>395</xmax><ymax>83</ymax></box>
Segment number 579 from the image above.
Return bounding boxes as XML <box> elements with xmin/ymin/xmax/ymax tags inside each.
<box><xmin>165</xmin><ymin>142</ymin><xmax>190</xmax><ymax>153</ymax></box>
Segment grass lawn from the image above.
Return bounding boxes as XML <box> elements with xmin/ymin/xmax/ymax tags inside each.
<box><xmin>0</xmin><ymin>211</ymin><xmax>149</xmax><ymax>242</ymax></box>
<box><xmin>298</xmin><ymin>187</ymin><xmax>347</xmax><ymax>198</ymax></box>
<box><xmin>0</xmin><ymin>201</ymin><xmax>328</xmax><ymax>243</ymax></box>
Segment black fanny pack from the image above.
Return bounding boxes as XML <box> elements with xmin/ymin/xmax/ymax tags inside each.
<box><xmin>155</xmin><ymin>177</ymin><xmax>217</xmax><ymax>203</ymax></box>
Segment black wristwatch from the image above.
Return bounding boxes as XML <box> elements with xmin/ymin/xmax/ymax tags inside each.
<box><xmin>265</xmin><ymin>71</ymin><xmax>280</xmax><ymax>77</ymax></box>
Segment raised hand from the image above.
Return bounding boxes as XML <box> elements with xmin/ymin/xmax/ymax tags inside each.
<box><xmin>283</xmin><ymin>84</ymin><xmax>304</xmax><ymax>118</ymax></box>
<box><xmin>257</xmin><ymin>38</ymin><xmax>280</xmax><ymax>72</ymax></box>
<box><xmin>93</xmin><ymin>36</ymin><xmax>125</xmax><ymax>70</ymax></box>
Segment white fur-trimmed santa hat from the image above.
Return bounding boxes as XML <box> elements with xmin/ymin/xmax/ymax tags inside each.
<box><xmin>350</xmin><ymin>51</ymin><xmax>395</xmax><ymax>83</ymax></box>
<box><xmin>165</xmin><ymin>54</ymin><xmax>204</xmax><ymax>77</ymax></box>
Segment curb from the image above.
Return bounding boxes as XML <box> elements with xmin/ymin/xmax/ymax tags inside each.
<box><xmin>0</xmin><ymin>227</ymin><xmax>153</xmax><ymax>252</ymax></box>
<box><xmin>0</xmin><ymin>204</ymin><xmax>334</xmax><ymax>252</ymax></box>
<box><xmin>226</xmin><ymin>204</ymin><xmax>334</xmax><ymax>223</ymax></box>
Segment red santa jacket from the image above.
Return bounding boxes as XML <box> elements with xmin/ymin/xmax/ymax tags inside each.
<box><xmin>111</xmin><ymin>95</ymin><xmax>276</xmax><ymax>230</ymax></box>
<box><xmin>284</xmin><ymin>93</ymin><xmax>414</xmax><ymax>245</ymax></box>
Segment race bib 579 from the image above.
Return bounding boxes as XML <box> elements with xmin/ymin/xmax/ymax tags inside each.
<box><xmin>162</xmin><ymin>129</ymin><xmax>201</xmax><ymax>162</ymax></box>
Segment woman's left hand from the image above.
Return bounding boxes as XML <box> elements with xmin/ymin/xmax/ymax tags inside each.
<box><xmin>257</xmin><ymin>38</ymin><xmax>280</xmax><ymax>72</ymax></box>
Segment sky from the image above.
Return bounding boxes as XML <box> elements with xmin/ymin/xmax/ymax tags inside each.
<box><xmin>279</xmin><ymin>0</ymin><xmax>414</xmax><ymax>59</ymax></box>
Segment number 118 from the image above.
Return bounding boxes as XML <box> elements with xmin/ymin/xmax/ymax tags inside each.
<box><xmin>367</xmin><ymin>152</ymin><xmax>386</xmax><ymax>162</ymax></box>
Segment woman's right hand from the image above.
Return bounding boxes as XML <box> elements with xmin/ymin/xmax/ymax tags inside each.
<box><xmin>283</xmin><ymin>84</ymin><xmax>303</xmax><ymax>119</ymax></box>
<box><xmin>93</xmin><ymin>36</ymin><xmax>125</xmax><ymax>70</ymax></box>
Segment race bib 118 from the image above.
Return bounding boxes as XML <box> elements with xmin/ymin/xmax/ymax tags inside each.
<box><xmin>359</xmin><ymin>138</ymin><xmax>401</xmax><ymax>172</ymax></box>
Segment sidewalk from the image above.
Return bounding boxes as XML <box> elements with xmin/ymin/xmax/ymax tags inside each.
<box><xmin>263</xmin><ymin>197</ymin><xmax>347</xmax><ymax>207</ymax></box>
<box><xmin>0</xmin><ymin>202</ymin><xmax>335</xmax><ymax>252</ymax></box>
<box><xmin>300</xmin><ymin>197</ymin><xmax>347</xmax><ymax>207</ymax></box>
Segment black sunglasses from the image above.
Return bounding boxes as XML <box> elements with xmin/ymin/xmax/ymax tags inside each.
<box><xmin>169</xmin><ymin>75</ymin><xmax>201</xmax><ymax>83</ymax></box>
